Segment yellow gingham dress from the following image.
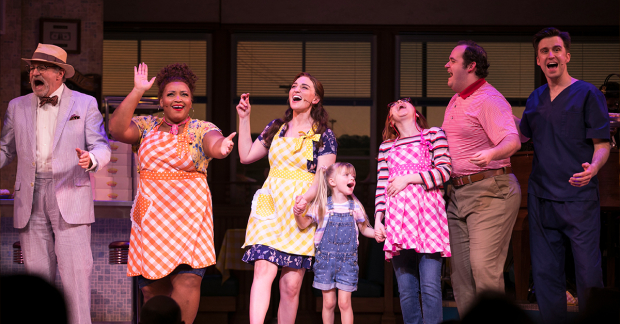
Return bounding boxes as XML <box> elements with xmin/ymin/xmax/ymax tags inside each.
<box><xmin>243</xmin><ymin>125</ymin><xmax>317</xmax><ymax>256</ymax></box>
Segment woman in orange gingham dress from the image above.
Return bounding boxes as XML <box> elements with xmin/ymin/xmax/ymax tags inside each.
<box><xmin>236</xmin><ymin>73</ymin><xmax>337</xmax><ymax>324</ymax></box>
<box><xmin>109</xmin><ymin>63</ymin><xmax>235</xmax><ymax>324</ymax></box>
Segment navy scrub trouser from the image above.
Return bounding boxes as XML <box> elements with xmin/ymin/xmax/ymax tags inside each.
<box><xmin>528</xmin><ymin>194</ymin><xmax>603</xmax><ymax>324</ymax></box>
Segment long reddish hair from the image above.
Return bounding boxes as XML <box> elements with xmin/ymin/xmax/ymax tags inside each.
<box><xmin>381</xmin><ymin>100</ymin><xmax>429</xmax><ymax>141</ymax></box>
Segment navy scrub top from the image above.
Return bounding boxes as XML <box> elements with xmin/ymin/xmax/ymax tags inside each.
<box><xmin>520</xmin><ymin>80</ymin><xmax>610</xmax><ymax>201</ymax></box>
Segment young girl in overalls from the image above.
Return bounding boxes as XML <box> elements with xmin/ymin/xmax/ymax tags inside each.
<box><xmin>374</xmin><ymin>98</ymin><xmax>452</xmax><ymax>324</ymax></box>
<box><xmin>295</xmin><ymin>162</ymin><xmax>375</xmax><ymax>324</ymax></box>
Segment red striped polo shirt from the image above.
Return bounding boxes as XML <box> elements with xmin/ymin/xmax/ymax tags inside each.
<box><xmin>442</xmin><ymin>80</ymin><xmax>518</xmax><ymax>177</ymax></box>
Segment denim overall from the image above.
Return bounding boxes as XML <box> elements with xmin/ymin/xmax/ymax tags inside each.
<box><xmin>312</xmin><ymin>197</ymin><xmax>359</xmax><ymax>292</ymax></box>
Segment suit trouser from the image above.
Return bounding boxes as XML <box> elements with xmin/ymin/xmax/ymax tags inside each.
<box><xmin>19</xmin><ymin>177</ymin><xmax>93</xmax><ymax>324</ymax></box>
<box><xmin>447</xmin><ymin>174</ymin><xmax>520</xmax><ymax>316</ymax></box>
<box><xmin>528</xmin><ymin>195</ymin><xmax>603</xmax><ymax>324</ymax></box>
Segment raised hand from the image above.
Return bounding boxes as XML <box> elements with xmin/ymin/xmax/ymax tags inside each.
<box><xmin>76</xmin><ymin>148</ymin><xmax>92</xmax><ymax>169</ymax></box>
<box><xmin>221</xmin><ymin>132</ymin><xmax>236</xmax><ymax>157</ymax></box>
<box><xmin>236</xmin><ymin>93</ymin><xmax>251</xmax><ymax>119</ymax></box>
<box><xmin>134</xmin><ymin>62</ymin><xmax>156</xmax><ymax>93</ymax></box>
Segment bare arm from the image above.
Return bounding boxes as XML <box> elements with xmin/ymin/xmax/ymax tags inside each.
<box><xmin>295</xmin><ymin>213</ymin><xmax>314</xmax><ymax>230</ymax></box>
<box><xmin>236</xmin><ymin>93</ymin><xmax>269</xmax><ymax>164</ymax></box>
<box><xmin>202</xmin><ymin>130</ymin><xmax>236</xmax><ymax>160</ymax></box>
<box><xmin>109</xmin><ymin>63</ymin><xmax>154</xmax><ymax>145</ymax></box>
<box><xmin>293</xmin><ymin>153</ymin><xmax>337</xmax><ymax>215</ymax></box>
<box><xmin>374</xmin><ymin>212</ymin><xmax>386</xmax><ymax>243</ymax></box>
<box><xmin>569</xmin><ymin>139</ymin><xmax>610</xmax><ymax>187</ymax></box>
<box><xmin>358</xmin><ymin>222</ymin><xmax>375</xmax><ymax>239</ymax></box>
<box><xmin>469</xmin><ymin>133</ymin><xmax>521</xmax><ymax>167</ymax></box>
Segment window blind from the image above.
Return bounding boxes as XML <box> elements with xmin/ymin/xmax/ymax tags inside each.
<box><xmin>237</xmin><ymin>41</ymin><xmax>302</xmax><ymax>97</ymax></box>
<box><xmin>102</xmin><ymin>40</ymin><xmax>138</xmax><ymax>97</ymax></box>
<box><xmin>305</xmin><ymin>42</ymin><xmax>371</xmax><ymax>98</ymax></box>
<box><xmin>401</xmin><ymin>41</ymin><xmax>535</xmax><ymax>98</ymax></box>
<box><xmin>102</xmin><ymin>39</ymin><xmax>207</xmax><ymax>98</ymax></box>
<box><xmin>236</xmin><ymin>41</ymin><xmax>371</xmax><ymax>99</ymax></box>
<box><xmin>140</xmin><ymin>40</ymin><xmax>207</xmax><ymax>97</ymax></box>
<box><xmin>568</xmin><ymin>43</ymin><xmax>620</xmax><ymax>88</ymax></box>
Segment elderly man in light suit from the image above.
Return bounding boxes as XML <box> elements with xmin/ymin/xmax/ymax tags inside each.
<box><xmin>0</xmin><ymin>44</ymin><xmax>110</xmax><ymax>324</ymax></box>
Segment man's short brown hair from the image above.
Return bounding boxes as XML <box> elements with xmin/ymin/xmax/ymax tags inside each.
<box><xmin>532</xmin><ymin>27</ymin><xmax>571</xmax><ymax>56</ymax></box>
<box><xmin>457</xmin><ymin>40</ymin><xmax>490</xmax><ymax>79</ymax></box>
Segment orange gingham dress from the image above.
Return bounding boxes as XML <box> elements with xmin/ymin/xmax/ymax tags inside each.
<box><xmin>127</xmin><ymin>124</ymin><xmax>215</xmax><ymax>279</ymax></box>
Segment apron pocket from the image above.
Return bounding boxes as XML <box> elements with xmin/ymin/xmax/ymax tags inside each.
<box><xmin>130</xmin><ymin>193</ymin><xmax>151</xmax><ymax>228</ymax></box>
<box><xmin>250</xmin><ymin>188</ymin><xmax>277</xmax><ymax>220</ymax></box>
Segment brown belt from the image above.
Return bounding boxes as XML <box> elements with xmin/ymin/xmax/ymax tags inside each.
<box><xmin>451</xmin><ymin>167</ymin><xmax>512</xmax><ymax>188</ymax></box>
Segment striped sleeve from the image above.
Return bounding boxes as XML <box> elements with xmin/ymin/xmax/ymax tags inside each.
<box><xmin>374</xmin><ymin>141</ymin><xmax>390</xmax><ymax>216</ymax></box>
<box><xmin>419</xmin><ymin>127</ymin><xmax>452</xmax><ymax>190</ymax></box>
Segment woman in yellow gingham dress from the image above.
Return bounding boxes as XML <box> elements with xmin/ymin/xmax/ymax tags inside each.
<box><xmin>236</xmin><ymin>72</ymin><xmax>337</xmax><ymax>324</ymax></box>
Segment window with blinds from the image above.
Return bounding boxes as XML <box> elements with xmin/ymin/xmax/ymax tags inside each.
<box><xmin>236</xmin><ymin>39</ymin><xmax>372</xmax><ymax>138</ymax></box>
<box><xmin>103</xmin><ymin>39</ymin><xmax>208</xmax><ymax>98</ymax></box>
<box><xmin>234</xmin><ymin>38</ymin><xmax>374</xmax><ymax>183</ymax></box>
<box><xmin>401</xmin><ymin>41</ymin><xmax>535</xmax><ymax>99</ymax></box>
<box><xmin>567</xmin><ymin>43</ymin><xmax>620</xmax><ymax>88</ymax></box>
<box><xmin>102</xmin><ymin>39</ymin><xmax>208</xmax><ymax>120</ymax></box>
<box><xmin>236</xmin><ymin>41</ymin><xmax>371</xmax><ymax>99</ymax></box>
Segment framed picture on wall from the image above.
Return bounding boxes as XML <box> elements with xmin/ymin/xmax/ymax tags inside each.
<box><xmin>40</xmin><ymin>18</ymin><xmax>81</xmax><ymax>54</ymax></box>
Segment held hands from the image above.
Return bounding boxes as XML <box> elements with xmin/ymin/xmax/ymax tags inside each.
<box><xmin>293</xmin><ymin>195</ymin><xmax>308</xmax><ymax>217</ymax></box>
<box><xmin>386</xmin><ymin>176</ymin><xmax>409</xmax><ymax>197</ymax></box>
<box><xmin>134</xmin><ymin>63</ymin><xmax>156</xmax><ymax>93</ymax></box>
<box><xmin>75</xmin><ymin>148</ymin><xmax>92</xmax><ymax>169</ymax></box>
<box><xmin>569</xmin><ymin>162</ymin><xmax>595</xmax><ymax>187</ymax></box>
<box><xmin>221</xmin><ymin>133</ymin><xmax>237</xmax><ymax>157</ymax></box>
<box><xmin>374</xmin><ymin>221</ymin><xmax>386</xmax><ymax>243</ymax></box>
<box><xmin>236</xmin><ymin>93</ymin><xmax>251</xmax><ymax>119</ymax></box>
<box><xmin>469</xmin><ymin>149</ymin><xmax>494</xmax><ymax>167</ymax></box>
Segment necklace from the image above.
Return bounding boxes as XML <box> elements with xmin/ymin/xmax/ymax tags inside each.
<box><xmin>163</xmin><ymin>116</ymin><xmax>190</xmax><ymax>135</ymax></box>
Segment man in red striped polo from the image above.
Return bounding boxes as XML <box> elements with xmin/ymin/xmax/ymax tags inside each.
<box><xmin>441</xmin><ymin>40</ymin><xmax>522</xmax><ymax>316</ymax></box>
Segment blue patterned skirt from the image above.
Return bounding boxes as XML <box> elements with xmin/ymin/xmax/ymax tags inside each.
<box><xmin>242</xmin><ymin>244</ymin><xmax>313</xmax><ymax>270</ymax></box>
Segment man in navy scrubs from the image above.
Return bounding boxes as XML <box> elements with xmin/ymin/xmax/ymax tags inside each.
<box><xmin>518</xmin><ymin>27</ymin><xmax>610</xmax><ymax>324</ymax></box>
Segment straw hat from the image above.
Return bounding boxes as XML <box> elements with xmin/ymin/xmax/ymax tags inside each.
<box><xmin>21</xmin><ymin>43</ymin><xmax>75</xmax><ymax>78</ymax></box>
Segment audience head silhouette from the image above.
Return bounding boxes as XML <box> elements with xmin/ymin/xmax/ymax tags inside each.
<box><xmin>139</xmin><ymin>295</ymin><xmax>184</xmax><ymax>324</ymax></box>
<box><xmin>1</xmin><ymin>274</ymin><xmax>68</xmax><ymax>324</ymax></box>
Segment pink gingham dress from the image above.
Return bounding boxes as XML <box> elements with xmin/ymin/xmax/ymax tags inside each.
<box><xmin>384</xmin><ymin>133</ymin><xmax>451</xmax><ymax>259</ymax></box>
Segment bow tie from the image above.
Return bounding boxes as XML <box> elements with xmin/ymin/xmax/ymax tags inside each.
<box><xmin>39</xmin><ymin>95</ymin><xmax>58</xmax><ymax>107</ymax></box>
<box><xmin>294</xmin><ymin>130</ymin><xmax>321</xmax><ymax>161</ymax></box>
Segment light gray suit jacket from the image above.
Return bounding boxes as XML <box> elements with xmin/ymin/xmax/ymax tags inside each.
<box><xmin>0</xmin><ymin>87</ymin><xmax>111</xmax><ymax>229</ymax></box>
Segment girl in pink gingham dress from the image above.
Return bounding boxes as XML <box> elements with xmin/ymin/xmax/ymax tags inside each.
<box><xmin>375</xmin><ymin>98</ymin><xmax>451</xmax><ymax>324</ymax></box>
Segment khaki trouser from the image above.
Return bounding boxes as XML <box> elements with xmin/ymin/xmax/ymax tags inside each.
<box><xmin>447</xmin><ymin>173</ymin><xmax>520</xmax><ymax>316</ymax></box>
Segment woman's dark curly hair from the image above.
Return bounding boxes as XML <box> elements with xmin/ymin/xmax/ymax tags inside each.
<box><xmin>156</xmin><ymin>63</ymin><xmax>198</xmax><ymax>100</ymax></box>
<box><xmin>261</xmin><ymin>72</ymin><xmax>330</xmax><ymax>147</ymax></box>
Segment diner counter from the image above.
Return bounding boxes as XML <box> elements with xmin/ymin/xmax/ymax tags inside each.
<box><xmin>0</xmin><ymin>199</ymin><xmax>133</xmax><ymax>218</ymax></box>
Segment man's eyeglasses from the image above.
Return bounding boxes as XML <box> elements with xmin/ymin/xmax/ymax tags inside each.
<box><xmin>26</xmin><ymin>64</ymin><xmax>58</xmax><ymax>73</ymax></box>
<box><xmin>388</xmin><ymin>97</ymin><xmax>412</xmax><ymax>109</ymax></box>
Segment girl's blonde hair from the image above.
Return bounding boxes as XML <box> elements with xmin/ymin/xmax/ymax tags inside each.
<box><xmin>309</xmin><ymin>162</ymin><xmax>370</xmax><ymax>227</ymax></box>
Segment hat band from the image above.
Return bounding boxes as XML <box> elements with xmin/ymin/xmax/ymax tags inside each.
<box><xmin>32</xmin><ymin>52</ymin><xmax>66</xmax><ymax>64</ymax></box>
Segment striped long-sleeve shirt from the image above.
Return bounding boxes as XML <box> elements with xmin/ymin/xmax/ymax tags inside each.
<box><xmin>374</xmin><ymin>127</ymin><xmax>451</xmax><ymax>216</ymax></box>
